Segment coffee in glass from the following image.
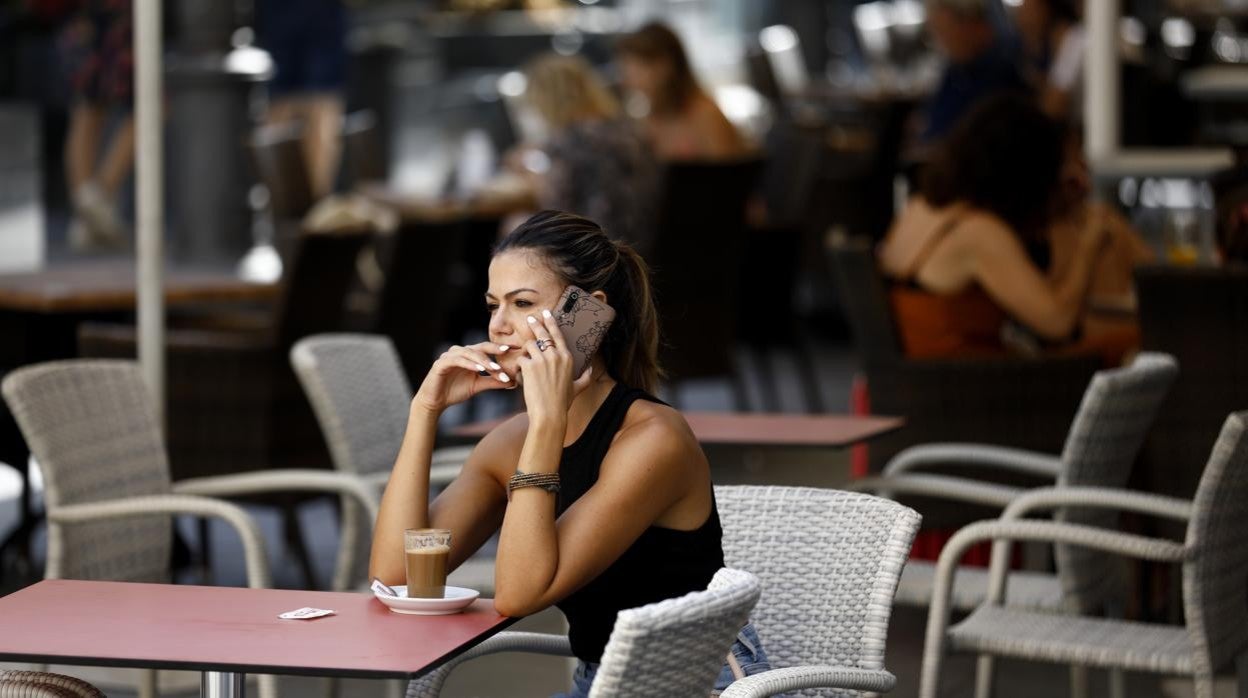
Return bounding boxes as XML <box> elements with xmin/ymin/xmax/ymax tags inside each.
<box><xmin>404</xmin><ymin>528</ymin><xmax>451</xmax><ymax>599</ymax></box>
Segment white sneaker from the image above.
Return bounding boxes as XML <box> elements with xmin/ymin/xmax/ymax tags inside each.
<box><xmin>73</xmin><ymin>182</ymin><xmax>127</xmax><ymax>250</ymax></box>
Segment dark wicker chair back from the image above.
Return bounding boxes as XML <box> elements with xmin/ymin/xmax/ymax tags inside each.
<box><xmin>371</xmin><ymin>220</ymin><xmax>468</xmax><ymax>381</ymax></box>
<box><xmin>1136</xmin><ymin>264</ymin><xmax>1248</xmax><ymax>504</ymax></box>
<box><xmin>249</xmin><ymin>122</ymin><xmax>314</xmax><ymax>221</ymax></box>
<box><xmin>649</xmin><ymin>158</ymin><xmax>762</xmax><ymax>387</ymax></box>
<box><xmin>273</xmin><ymin>231</ymin><xmax>371</xmax><ymax>352</ymax></box>
<box><xmin>827</xmin><ymin>236</ymin><xmax>903</xmax><ymax>368</ymax></box>
<box><xmin>342</xmin><ymin>110</ymin><xmax>387</xmax><ymax>188</ymax></box>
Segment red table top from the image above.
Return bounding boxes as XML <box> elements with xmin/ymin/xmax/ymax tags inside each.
<box><xmin>0</xmin><ymin>580</ymin><xmax>515</xmax><ymax>680</ymax></box>
<box><xmin>454</xmin><ymin>412</ymin><xmax>903</xmax><ymax>448</ymax></box>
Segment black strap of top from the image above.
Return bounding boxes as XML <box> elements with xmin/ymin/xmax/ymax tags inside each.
<box><xmin>903</xmin><ymin>213</ymin><xmax>966</xmax><ymax>282</ymax></box>
<box><xmin>557</xmin><ymin>382</ymin><xmax>666</xmax><ymax>516</ymax></box>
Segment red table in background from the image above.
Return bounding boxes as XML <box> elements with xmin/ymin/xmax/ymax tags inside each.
<box><xmin>0</xmin><ymin>580</ymin><xmax>515</xmax><ymax>698</ymax></box>
<box><xmin>454</xmin><ymin>411</ymin><xmax>903</xmax><ymax>449</ymax></box>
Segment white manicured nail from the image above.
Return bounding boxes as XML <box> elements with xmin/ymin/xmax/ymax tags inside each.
<box><xmin>489</xmin><ymin>362</ymin><xmax>501</xmax><ymax>370</ymax></box>
<box><xmin>499</xmin><ymin>345</ymin><xmax>510</xmax><ymax>351</ymax></box>
<box><xmin>499</xmin><ymin>373</ymin><xmax>510</xmax><ymax>383</ymax></box>
<box><xmin>527</xmin><ymin>316</ymin><xmax>536</xmax><ymax>324</ymax></box>
<box><xmin>542</xmin><ymin>309</ymin><xmax>552</xmax><ymax>318</ymax></box>
<box><xmin>475</xmin><ymin>364</ymin><xmax>486</xmax><ymax>372</ymax></box>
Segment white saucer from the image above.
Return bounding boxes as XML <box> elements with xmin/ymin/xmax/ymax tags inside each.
<box><xmin>373</xmin><ymin>586</ymin><xmax>480</xmax><ymax>615</ymax></box>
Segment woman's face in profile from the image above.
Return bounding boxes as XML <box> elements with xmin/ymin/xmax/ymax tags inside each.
<box><xmin>484</xmin><ymin>250</ymin><xmax>565</xmax><ymax>376</ymax></box>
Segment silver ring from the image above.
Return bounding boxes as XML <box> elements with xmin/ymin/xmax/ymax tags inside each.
<box><xmin>537</xmin><ymin>338</ymin><xmax>552</xmax><ymax>352</ymax></box>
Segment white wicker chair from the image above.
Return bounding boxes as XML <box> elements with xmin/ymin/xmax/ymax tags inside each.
<box><xmin>1</xmin><ymin>360</ymin><xmax>380</xmax><ymax>698</ymax></box>
<box><xmin>289</xmin><ymin>333</ymin><xmax>484</xmax><ymax>592</ymax></box>
<box><xmin>919</xmin><ymin>411</ymin><xmax>1248</xmax><ymax>698</ymax></box>
<box><xmin>587</xmin><ymin>567</ymin><xmax>762</xmax><ymax>697</ymax></box>
<box><xmin>0</xmin><ymin>670</ymin><xmax>105</xmax><ymax>698</ymax></box>
<box><xmin>406</xmin><ymin>486</ymin><xmax>919</xmax><ymax>698</ymax></box>
<box><xmin>715</xmin><ymin>486</ymin><xmax>921</xmax><ymax>698</ymax></box>
<box><xmin>846</xmin><ymin>352</ymin><xmax>1178</xmax><ymax>615</ymax></box>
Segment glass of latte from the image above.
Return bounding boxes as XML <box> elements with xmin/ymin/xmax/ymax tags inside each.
<box><xmin>404</xmin><ymin>528</ymin><xmax>451</xmax><ymax>599</ymax></box>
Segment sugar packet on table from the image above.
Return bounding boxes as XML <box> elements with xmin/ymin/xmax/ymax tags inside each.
<box><xmin>371</xmin><ymin>578</ymin><xmax>398</xmax><ymax>597</ymax></box>
<box><xmin>278</xmin><ymin>607</ymin><xmax>335</xmax><ymax>620</ymax></box>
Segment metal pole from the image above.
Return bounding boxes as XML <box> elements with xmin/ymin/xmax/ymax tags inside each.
<box><xmin>201</xmin><ymin>671</ymin><xmax>245</xmax><ymax>698</ymax></box>
<box><xmin>1085</xmin><ymin>0</ymin><xmax>1120</xmax><ymax>165</ymax></box>
<box><xmin>135</xmin><ymin>0</ymin><xmax>165</xmax><ymax>415</ymax></box>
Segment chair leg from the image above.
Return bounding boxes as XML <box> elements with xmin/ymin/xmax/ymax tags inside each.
<box><xmin>138</xmin><ymin>668</ymin><xmax>157</xmax><ymax>698</ymax></box>
<box><xmin>198</xmin><ymin>517</ymin><xmax>214</xmax><ymax>585</ymax></box>
<box><xmin>789</xmin><ymin>325</ymin><xmax>825</xmax><ymax>414</ymax></box>
<box><xmin>745</xmin><ymin>344</ymin><xmax>781</xmax><ymax>412</ymax></box>
<box><xmin>973</xmin><ymin>655</ymin><xmax>994</xmax><ymax>698</ymax></box>
<box><xmin>282</xmin><ymin>501</ymin><xmax>320</xmax><ymax>590</ymax></box>
<box><xmin>729</xmin><ymin>372</ymin><xmax>751</xmax><ymax>413</ymax></box>
<box><xmin>1237</xmin><ymin>653</ymin><xmax>1248</xmax><ymax>698</ymax></box>
<box><xmin>1108</xmin><ymin>668</ymin><xmax>1126</xmax><ymax>698</ymax></box>
<box><xmin>1069</xmin><ymin>665</ymin><xmax>1089</xmax><ymax>698</ymax></box>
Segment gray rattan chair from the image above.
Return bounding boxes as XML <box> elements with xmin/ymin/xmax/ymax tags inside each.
<box><xmin>289</xmin><ymin>333</ymin><xmax>483</xmax><ymax>593</ymax></box>
<box><xmin>589</xmin><ymin>567</ymin><xmax>762</xmax><ymax>697</ymax></box>
<box><xmin>716</xmin><ymin>486</ymin><xmax>921</xmax><ymax>698</ymax></box>
<box><xmin>0</xmin><ymin>671</ymin><xmax>105</xmax><ymax>698</ymax></box>
<box><xmin>847</xmin><ymin>352</ymin><xmax>1178</xmax><ymax>615</ymax></box>
<box><xmin>920</xmin><ymin>411</ymin><xmax>1248</xmax><ymax>698</ymax></box>
<box><xmin>406</xmin><ymin>486</ymin><xmax>919</xmax><ymax>698</ymax></box>
<box><xmin>2</xmin><ymin>360</ymin><xmax>380</xmax><ymax>698</ymax></box>
<box><xmin>406</xmin><ymin>568</ymin><xmax>759</xmax><ymax>698</ymax></box>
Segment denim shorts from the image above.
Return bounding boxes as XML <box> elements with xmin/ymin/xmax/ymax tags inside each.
<box><xmin>552</xmin><ymin>622</ymin><xmax>773</xmax><ymax>698</ymax></box>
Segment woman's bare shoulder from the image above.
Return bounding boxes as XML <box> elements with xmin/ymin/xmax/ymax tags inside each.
<box><xmin>614</xmin><ymin>399</ymin><xmax>700</xmax><ymax>458</ymax></box>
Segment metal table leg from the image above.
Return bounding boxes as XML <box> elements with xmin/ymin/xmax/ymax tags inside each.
<box><xmin>202</xmin><ymin>671</ymin><xmax>244</xmax><ymax>698</ymax></box>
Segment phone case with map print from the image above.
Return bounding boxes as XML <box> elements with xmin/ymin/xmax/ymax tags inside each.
<box><xmin>553</xmin><ymin>285</ymin><xmax>615</xmax><ymax>378</ymax></box>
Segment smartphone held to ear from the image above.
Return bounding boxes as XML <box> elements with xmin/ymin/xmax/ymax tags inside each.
<box><xmin>553</xmin><ymin>285</ymin><xmax>615</xmax><ymax>377</ymax></box>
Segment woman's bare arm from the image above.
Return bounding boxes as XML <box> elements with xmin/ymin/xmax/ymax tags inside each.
<box><xmin>492</xmin><ymin>414</ymin><xmax>697</xmax><ymax>617</ymax></box>
<box><xmin>369</xmin><ymin>405</ymin><xmax>519</xmax><ymax>585</ymax></box>
<box><xmin>966</xmin><ymin>214</ymin><xmax>1107</xmax><ymax>341</ymax></box>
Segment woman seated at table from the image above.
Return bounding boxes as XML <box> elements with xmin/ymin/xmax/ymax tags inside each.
<box><xmin>614</xmin><ymin>21</ymin><xmax>747</xmax><ymax>160</ymax></box>
<box><xmin>504</xmin><ymin>54</ymin><xmax>658</xmax><ymax>250</ymax></box>
<box><xmin>878</xmin><ymin>94</ymin><xmax>1133</xmax><ymax>365</ymax></box>
<box><xmin>370</xmin><ymin>211</ymin><xmax>772</xmax><ymax>697</ymax></box>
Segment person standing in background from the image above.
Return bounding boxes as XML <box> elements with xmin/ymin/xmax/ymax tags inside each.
<box><xmin>255</xmin><ymin>0</ymin><xmax>346</xmax><ymax>200</ymax></box>
<box><xmin>59</xmin><ymin>0</ymin><xmax>133</xmax><ymax>251</ymax></box>
<box><xmin>918</xmin><ymin>0</ymin><xmax>1029</xmax><ymax>145</ymax></box>
<box><xmin>614</xmin><ymin>21</ymin><xmax>746</xmax><ymax>161</ymax></box>
<box><xmin>1014</xmin><ymin>0</ymin><xmax>1085</xmax><ymax>122</ymax></box>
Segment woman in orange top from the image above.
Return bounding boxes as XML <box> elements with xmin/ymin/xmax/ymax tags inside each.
<box><xmin>879</xmin><ymin>94</ymin><xmax>1120</xmax><ymax>362</ymax></box>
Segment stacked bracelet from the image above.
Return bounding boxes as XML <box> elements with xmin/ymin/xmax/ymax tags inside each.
<box><xmin>507</xmin><ymin>471</ymin><xmax>561</xmax><ymax>499</ymax></box>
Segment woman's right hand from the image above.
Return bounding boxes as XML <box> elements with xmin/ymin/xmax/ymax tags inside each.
<box><xmin>413</xmin><ymin>342</ymin><xmax>514</xmax><ymax>414</ymax></box>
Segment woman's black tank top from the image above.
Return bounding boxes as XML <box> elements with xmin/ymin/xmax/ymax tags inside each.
<box><xmin>554</xmin><ymin>381</ymin><xmax>724</xmax><ymax>664</ymax></box>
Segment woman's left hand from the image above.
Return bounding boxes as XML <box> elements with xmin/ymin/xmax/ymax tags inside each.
<box><xmin>518</xmin><ymin>309</ymin><xmax>594</xmax><ymax>425</ymax></box>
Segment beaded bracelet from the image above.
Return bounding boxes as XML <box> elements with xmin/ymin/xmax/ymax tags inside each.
<box><xmin>507</xmin><ymin>471</ymin><xmax>561</xmax><ymax>500</ymax></box>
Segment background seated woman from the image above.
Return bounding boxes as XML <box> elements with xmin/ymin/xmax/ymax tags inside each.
<box><xmin>878</xmin><ymin>94</ymin><xmax>1133</xmax><ymax>365</ymax></box>
<box><xmin>503</xmin><ymin>54</ymin><xmax>658</xmax><ymax>251</ymax></box>
<box><xmin>614</xmin><ymin>21</ymin><xmax>748</xmax><ymax>161</ymax></box>
<box><xmin>370</xmin><ymin>211</ymin><xmax>771</xmax><ymax>697</ymax></box>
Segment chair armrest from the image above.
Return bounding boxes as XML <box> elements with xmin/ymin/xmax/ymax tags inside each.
<box><xmin>984</xmin><ymin>487</ymin><xmax>1194</xmax><ymax>603</ymax></box>
<box><xmin>883</xmin><ymin>444</ymin><xmax>1062</xmax><ymax>479</ymax></box>
<box><xmin>405</xmin><ymin>632</ymin><xmax>572</xmax><ymax>698</ymax></box>
<box><xmin>845</xmin><ymin>473</ymin><xmax>1024</xmax><ymax>509</ymax></box>
<box><xmin>1000</xmin><ymin>486</ymin><xmax>1193</xmax><ymax>523</ymax></box>
<box><xmin>48</xmin><ymin>495</ymin><xmax>271</xmax><ymax>588</ymax></box>
<box><xmin>921</xmin><ymin>519</ymin><xmax>1187</xmax><ymax>698</ymax></box>
<box><xmin>172</xmin><ymin>470</ymin><xmax>380</xmax><ymax>522</ymax></box>
<box><xmin>718</xmin><ymin>665</ymin><xmax>897</xmax><ymax>697</ymax></box>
